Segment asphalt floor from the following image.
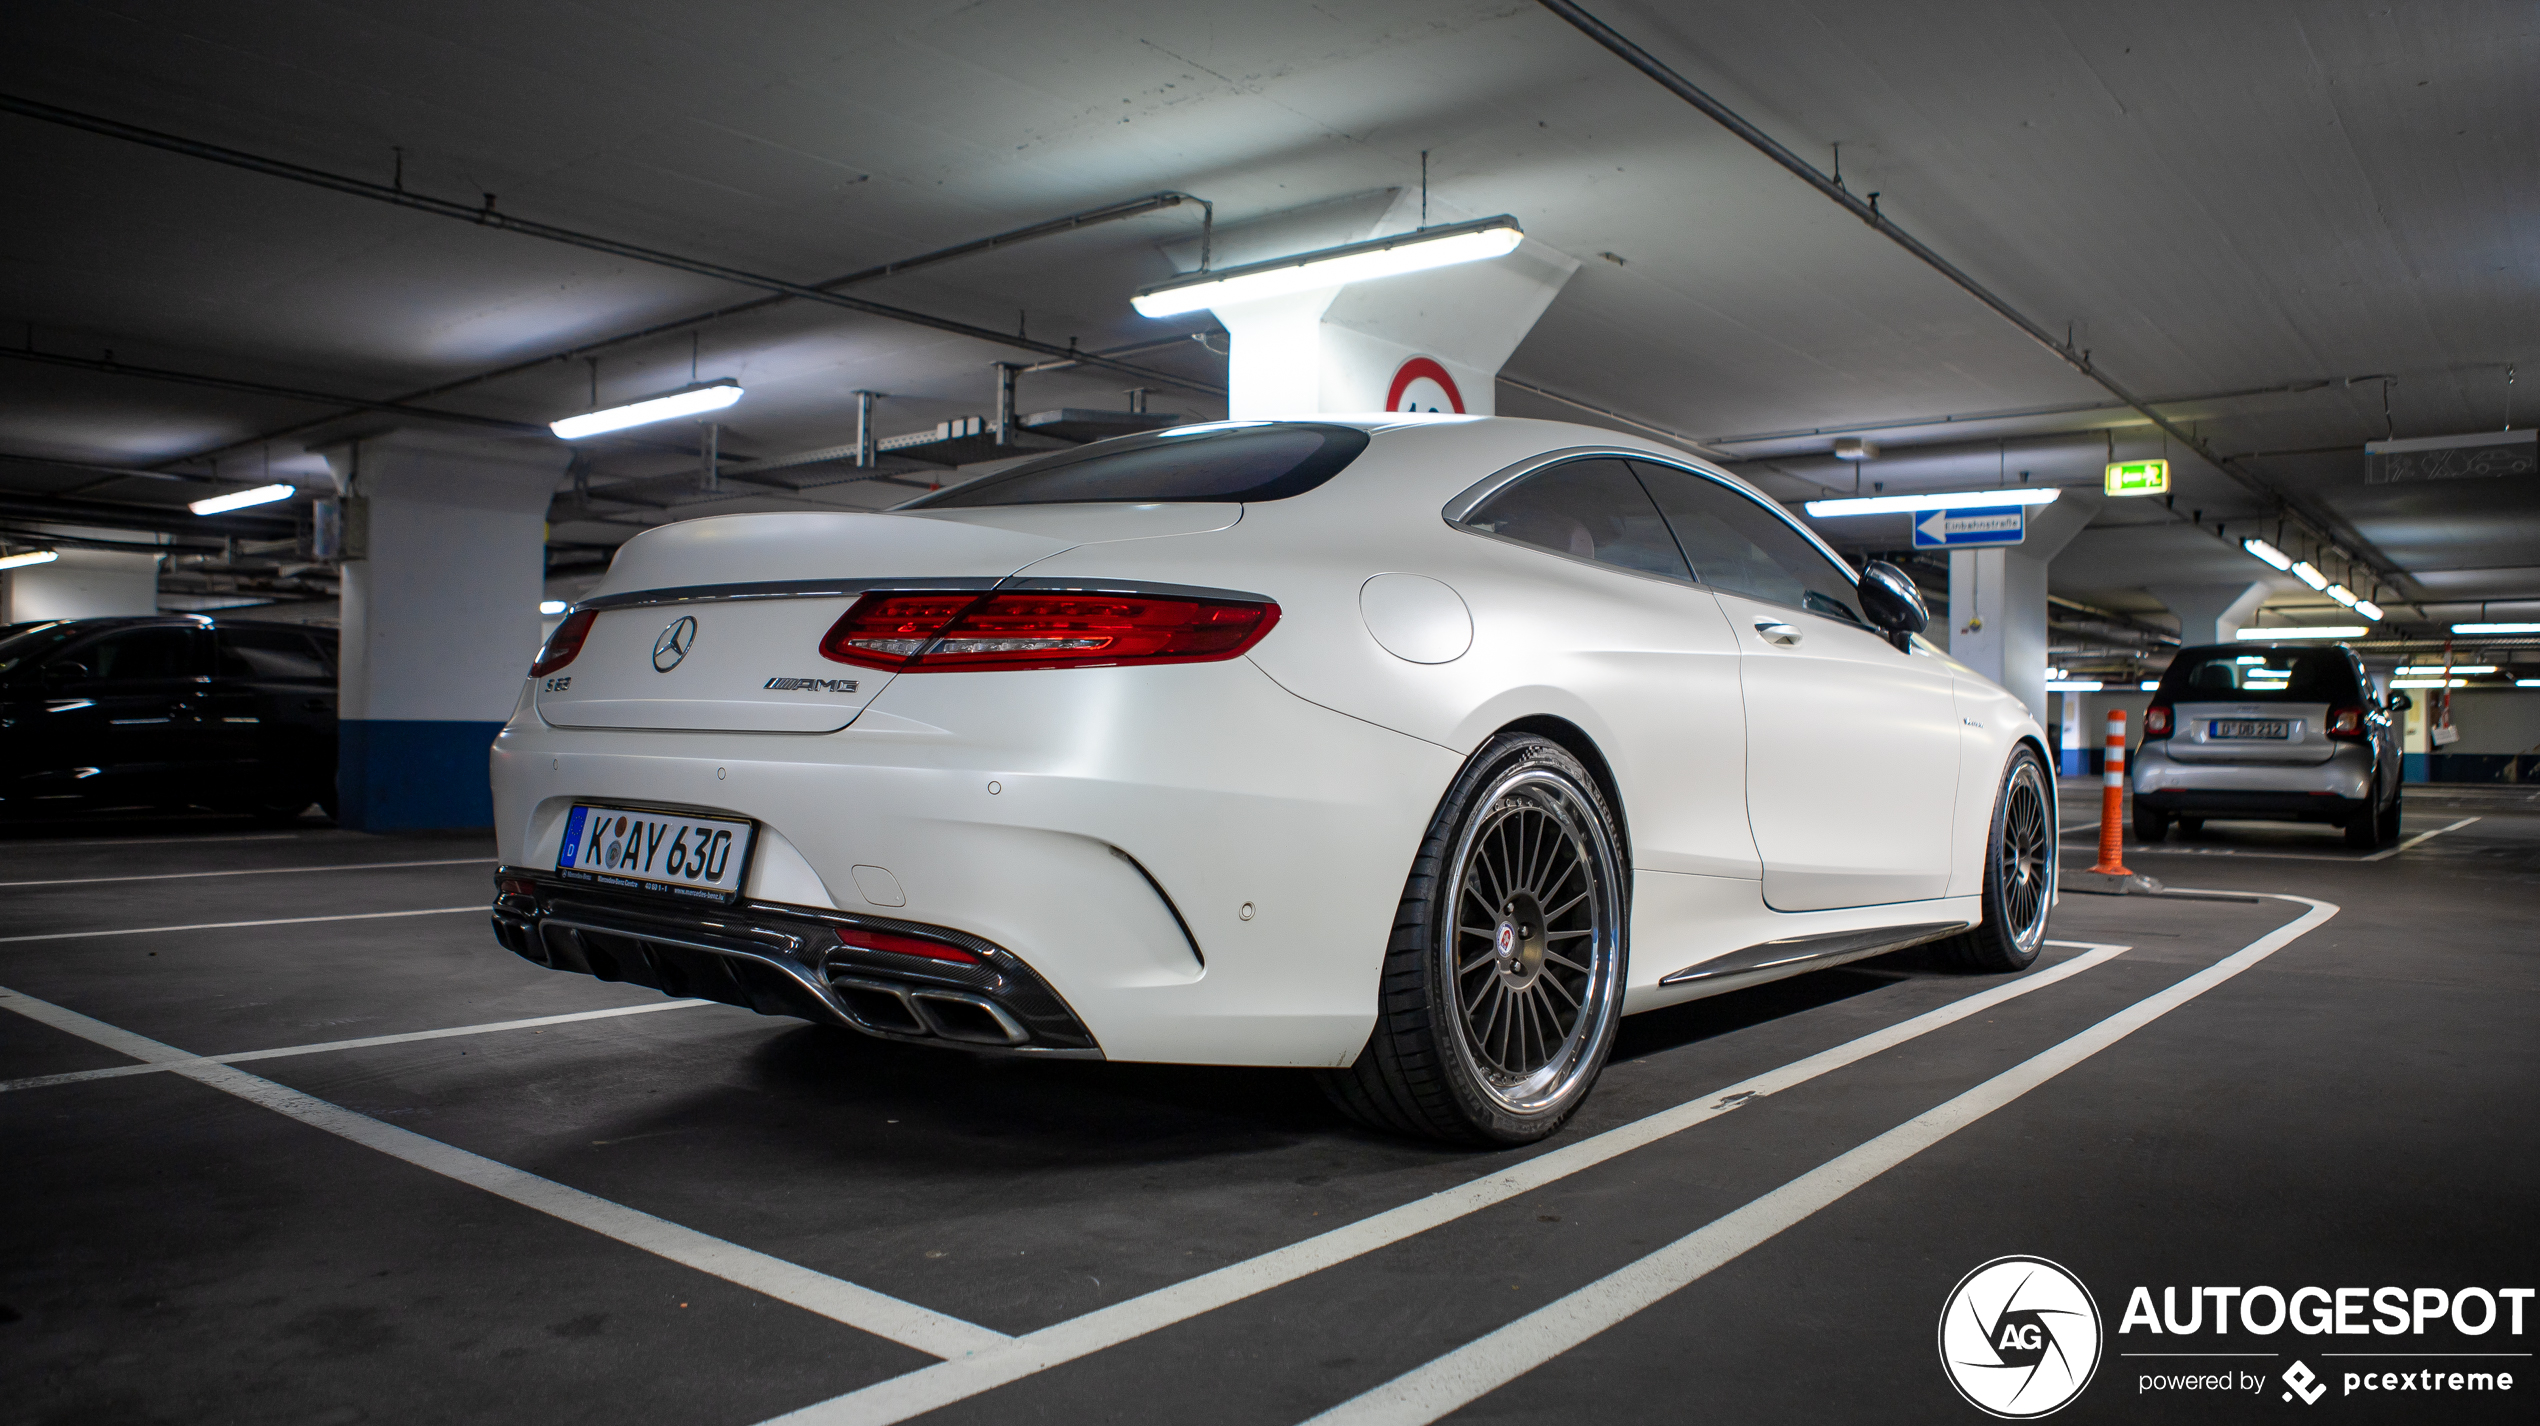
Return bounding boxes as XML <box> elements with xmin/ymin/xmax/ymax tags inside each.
<box><xmin>3</xmin><ymin>787</ymin><xmax>2534</xmax><ymax>1424</ymax></box>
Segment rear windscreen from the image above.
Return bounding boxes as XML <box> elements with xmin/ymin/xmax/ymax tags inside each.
<box><xmin>2159</xmin><ymin>648</ymin><xmax>2360</xmax><ymax>703</ymax></box>
<box><xmin>902</xmin><ymin>423</ymin><xmax>1369</xmax><ymax>508</ymax></box>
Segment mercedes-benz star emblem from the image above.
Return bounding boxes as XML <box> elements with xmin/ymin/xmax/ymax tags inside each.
<box><xmin>652</xmin><ymin>615</ymin><xmax>698</xmax><ymax>672</ymax></box>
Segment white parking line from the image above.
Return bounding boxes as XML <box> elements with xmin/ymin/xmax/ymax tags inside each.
<box><xmin>0</xmin><ymin>985</ymin><xmax>1009</xmax><ymax>1360</ymax></box>
<box><xmin>26</xmin><ymin>832</ymin><xmax>308</xmax><ymax>847</ymax></box>
<box><xmin>2058</xmin><ymin>814</ymin><xmax>2482</xmax><ymax>864</ymax></box>
<box><xmin>0</xmin><ymin>999</ymin><xmax>718</xmax><ymax>1093</ymax></box>
<box><xmin>2362</xmin><ymin>815</ymin><xmax>2479</xmax><ymax>862</ymax></box>
<box><xmin>762</xmin><ymin>941</ymin><xmax>2133</xmax><ymax>1426</ymax></box>
<box><xmin>1301</xmin><ymin>895</ymin><xmax>2337</xmax><ymax>1426</ymax></box>
<box><xmin>0</xmin><ymin>906</ymin><xmax>483</xmax><ymax>944</ymax></box>
<box><xmin>0</xmin><ymin>856</ymin><xmax>497</xmax><ymax>888</ymax></box>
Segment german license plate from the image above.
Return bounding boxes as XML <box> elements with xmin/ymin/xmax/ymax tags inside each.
<box><xmin>555</xmin><ymin>804</ymin><xmax>754</xmax><ymax>903</ymax></box>
<box><xmin>2211</xmin><ymin>719</ymin><xmax>2290</xmax><ymax>740</ymax></box>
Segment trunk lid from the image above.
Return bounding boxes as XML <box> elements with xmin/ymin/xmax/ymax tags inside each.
<box><xmin>536</xmin><ymin>511</ymin><xmax>1073</xmax><ymax>733</ymax></box>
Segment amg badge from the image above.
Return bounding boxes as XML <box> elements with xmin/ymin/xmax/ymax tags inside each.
<box><xmin>764</xmin><ymin>676</ymin><xmax>860</xmax><ymax>693</ymax></box>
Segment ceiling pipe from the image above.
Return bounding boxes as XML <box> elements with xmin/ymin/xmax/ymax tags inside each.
<box><xmin>155</xmin><ymin>192</ymin><xmax>1221</xmax><ymax>471</ymax></box>
<box><xmin>1531</xmin><ymin>0</ymin><xmax>2405</xmax><ymax>593</ymax></box>
<box><xmin>0</xmin><ymin>95</ymin><xmax>1225</xmax><ymax>399</ymax></box>
<box><xmin>2</xmin><ymin>347</ymin><xmax>550</xmax><ymax>435</ymax></box>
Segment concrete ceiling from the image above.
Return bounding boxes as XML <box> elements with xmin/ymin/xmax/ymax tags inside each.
<box><xmin>1</xmin><ymin>0</ymin><xmax>2533</xmax><ymax>632</ymax></box>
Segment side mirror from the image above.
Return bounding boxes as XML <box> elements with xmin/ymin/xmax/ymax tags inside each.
<box><xmin>2387</xmin><ymin>691</ymin><xmax>2413</xmax><ymax>712</ymax></box>
<box><xmin>1857</xmin><ymin>561</ymin><xmax>1930</xmax><ymax>650</ymax></box>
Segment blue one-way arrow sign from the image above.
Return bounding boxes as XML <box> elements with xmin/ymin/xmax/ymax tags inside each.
<box><xmin>1913</xmin><ymin>505</ymin><xmax>2027</xmax><ymax>548</ymax></box>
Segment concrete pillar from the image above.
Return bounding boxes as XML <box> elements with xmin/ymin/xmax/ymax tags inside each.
<box><xmin>314</xmin><ymin>428</ymin><xmax>565</xmax><ymax>831</ymax></box>
<box><xmin>0</xmin><ymin>534</ymin><xmax>161</xmax><ymax>620</ymax></box>
<box><xmin>2148</xmin><ymin>582</ymin><xmax>2269</xmax><ymax>646</ymax></box>
<box><xmin>1204</xmin><ymin>192</ymin><xmax>1579</xmax><ymax>418</ymax></box>
<box><xmin>1947</xmin><ymin>493</ymin><xmax>2100</xmax><ymax>728</ymax></box>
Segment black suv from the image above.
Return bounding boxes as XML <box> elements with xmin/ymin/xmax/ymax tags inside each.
<box><xmin>0</xmin><ymin>615</ymin><xmax>339</xmax><ymax>821</ymax></box>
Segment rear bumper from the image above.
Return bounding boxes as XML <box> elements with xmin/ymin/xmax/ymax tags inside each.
<box><xmin>488</xmin><ymin>657</ymin><xmax>1460</xmax><ymax>1067</ymax></box>
<box><xmin>2129</xmin><ymin>788</ymin><xmax>2365</xmax><ymax>821</ymax></box>
<box><xmin>2130</xmin><ymin>739</ymin><xmax>2376</xmax><ymax>821</ymax></box>
<box><xmin>491</xmin><ymin>871</ymin><xmax>1100</xmax><ymax>1055</ymax></box>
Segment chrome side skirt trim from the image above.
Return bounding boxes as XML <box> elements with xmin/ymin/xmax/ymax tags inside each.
<box><xmin>1659</xmin><ymin>920</ymin><xmax>1969</xmax><ymax>987</ymax></box>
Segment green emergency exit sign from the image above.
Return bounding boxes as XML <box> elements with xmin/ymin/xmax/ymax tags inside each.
<box><xmin>2104</xmin><ymin>459</ymin><xmax>2169</xmax><ymax>496</ymax></box>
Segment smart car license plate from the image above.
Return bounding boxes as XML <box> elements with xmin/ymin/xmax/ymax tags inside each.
<box><xmin>2211</xmin><ymin>719</ymin><xmax>2290</xmax><ymax>740</ymax></box>
<box><xmin>555</xmin><ymin>804</ymin><xmax>754</xmax><ymax>903</ymax></box>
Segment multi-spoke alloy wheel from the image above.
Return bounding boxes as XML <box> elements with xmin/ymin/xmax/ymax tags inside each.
<box><xmin>1997</xmin><ymin>759</ymin><xmax>2052</xmax><ymax>953</ymax></box>
<box><xmin>1937</xmin><ymin>747</ymin><xmax>2055</xmax><ymax>973</ymax></box>
<box><xmin>1319</xmin><ymin>734</ymin><xmax>1626</xmax><ymax>1144</ymax></box>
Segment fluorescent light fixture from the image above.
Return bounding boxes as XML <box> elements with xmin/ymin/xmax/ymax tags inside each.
<box><xmin>551</xmin><ymin>379</ymin><xmax>741</xmax><ymax>439</ymax></box>
<box><xmin>2235</xmin><ymin>626</ymin><xmax>2367</xmax><ymax>640</ymax></box>
<box><xmin>2355</xmin><ymin>600</ymin><xmax>2385</xmax><ymax>621</ymax></box>
<box><xmin>2398</xmin><ymin>664</ymin><xmax>2494</xmax><ymax>675</ymax></box>
<box><xmin>2455</xmin><ymin>622</ymin><xmax>2540</xmax><ymax>634</ymax></box>
<box><xmin>1832</xmin><ymin>438</ymin><xmax>1878</xmax><ymax>460</ymax></box>
<box><xmin>2392</xmin><ymin>678</ymin><xmax>2466</xmax><ymax>688</ymax></box>
<box><xmin>188</xmin><ymin>483</ymin><xmax>297</xmax><ymax>515</ymax></box>
<box><xmin>2241</xmin><ymin>537</ymin><xmax>2294</xmax><ymax>571</ymax></box>
<box><xmin>0</xmin><ymin>548</ymin><xmax>61</xmax><ymax>571</ymax></box>
<box><xmin>1803</xmin><ymin>487</ymin><xmax>2061</xmax><ymax>517</ymax></box>
<box><xmin>1131</xmin><ymin>215</ymin><xmax>1524</xmax><ymax>318</ymax></box>
<box><xmin>2044</xmin><ymin>666</ymin><xmax>2067</xmax><ymax>681</ymax></box>
<box><xmin>2236</xmin><ymin>655</ymin><xmax>2266</xmax><ymax>664</ymax></box>
<box><xmin>2519</xmin><ymin>679</ymin><xmax>2540</xmax><ymax>688</ymax></box>
<box><xmin>539</xmin><ymin>600</ymin><xmax>569</xmax><ymax>616</ymax></box>
<box><xmin>2045</xmin><ymin>679</ymin><xmax>2104</xmax><ymax>692</ymax></box>
<box><xmin>2140</xmin><ymin>680</ymin><xmax>2161</xmax><ymax>691</ymax></box>
<box><xmin>2324</xmin><ymin>583</ymin><xmax>2360</xmax><ymax>608</ymax></box>
<box><xmin>2288</xmin><ymin>560</ymin><xmax>2329</xmax><ymax>591</ymax></box>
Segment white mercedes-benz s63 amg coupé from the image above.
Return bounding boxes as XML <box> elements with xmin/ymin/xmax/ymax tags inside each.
<box><xmin>489</xmin><ymin>415</ymin><xmax>2055</xmax><ymax>1144</ymax></box>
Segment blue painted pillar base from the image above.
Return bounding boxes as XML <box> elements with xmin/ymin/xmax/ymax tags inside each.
<box><xmin>340</xmin><ymin>720</ymin><xmax>504</xmax><ymax>831</ymax></box>
<box><xmin>2402</xmin><ymin>752</ymin><xmax>2428</xmax><ymax>784</ymax></box>
<box><xmin>2060</xmin><ymin>748</ymin><xmax>2085</xmax><ymax>777</ymax></box>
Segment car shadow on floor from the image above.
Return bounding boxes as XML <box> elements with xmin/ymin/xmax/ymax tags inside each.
<box><xmin>697</xmin><ymin>952</ymin><xmax>1951</xmax><ymax>1164</ymax></box>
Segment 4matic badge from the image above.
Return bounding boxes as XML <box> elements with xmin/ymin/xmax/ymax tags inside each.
<box><xmin>1940</xmin><ymin>1256</ymin><xmax>2103</xmax><ymax>1418</ymax></box>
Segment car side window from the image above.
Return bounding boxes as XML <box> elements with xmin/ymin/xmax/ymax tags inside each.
<box><xmin>62</xmin><ymin>628</ymin><xmax>206</xmax><ymax>681</ymax></box>
<box><xmin>1630</xmin><ymin>461</ymin><xmax>1865</xmax><ymax>624</ymax></box>
<box><xmin>217</xmin><ymin>626</ymin><xmax>331</xmax><ymax>679</ymax></box>
<box><xmin>1461</xmin><ymin>458</ymin><xmax>1692</xmax><ymax>581</ymax></box>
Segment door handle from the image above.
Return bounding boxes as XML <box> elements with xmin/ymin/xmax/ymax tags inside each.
<box><xmin>1752</xmin><ymin>620</ymin><xmax>1802</xmax><ymax>647</ymax></box>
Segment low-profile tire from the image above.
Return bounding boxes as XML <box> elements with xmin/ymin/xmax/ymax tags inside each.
<box><xmin>2344</xmin><ymin>802</ymin><xmax>2382</xmax><ymax>850</ymax></box>
<box><xmin>1318</xmin><ymin>733</ymin><xmax>1628</xmax><ymax>1146</ymax></box>
<box><xmin>2133</xmin><ymin>798</ymin><xmax>2172</xmax><ymax>844</ymax></box>
<box><xmin>1937</xmin><ymin>748</ymin><xmax>2055</xmax><ymax>974</ymax></box>
<box><xmin>2376</xmin><ymin>791</ymin><xmax>2402</xmax><ymax>845</ymax></box>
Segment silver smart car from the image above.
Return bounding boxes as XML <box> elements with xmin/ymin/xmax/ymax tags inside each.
<box><xmin>2130</xmin><ymin>642</ymin><xmax>2407</xmax><ymax>849</ymax></box>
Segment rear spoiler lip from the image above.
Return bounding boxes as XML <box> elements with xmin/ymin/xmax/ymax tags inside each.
<box><xmin>575</xmin><ymin>574</ymin><xmax>1274</xmax><ymax>614</ymax></box>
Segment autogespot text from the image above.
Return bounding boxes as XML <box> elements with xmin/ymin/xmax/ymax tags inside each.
<box><xmin>2123</xmin><ymin>1284</ymin><xmax>2528</xmax><ymax>1402</ymax></box>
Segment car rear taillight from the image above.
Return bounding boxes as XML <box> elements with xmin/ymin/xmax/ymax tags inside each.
<box><xmin>837</xmin><ymin>927</ymin><xmax>982</xmax><ymax>965</ymax></box>
<box><xmin>530</xmin><ymin>609</ymin><xmax>596</xmax><ymax>677</ymax></box>
<box><xmin>2144</xmin><ymin>704</ymin><xmax>2171</xmax><ymax>737</ymax></box>
<box><xmin>2327</xmin><ymin>705</ymin><xmax>2365</xmax><ymax>739</ymax></box>
<box><xmin>819</xmin><ymin>590</ymin><xmax>1279</xmax><ymax>672</ymax></box>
